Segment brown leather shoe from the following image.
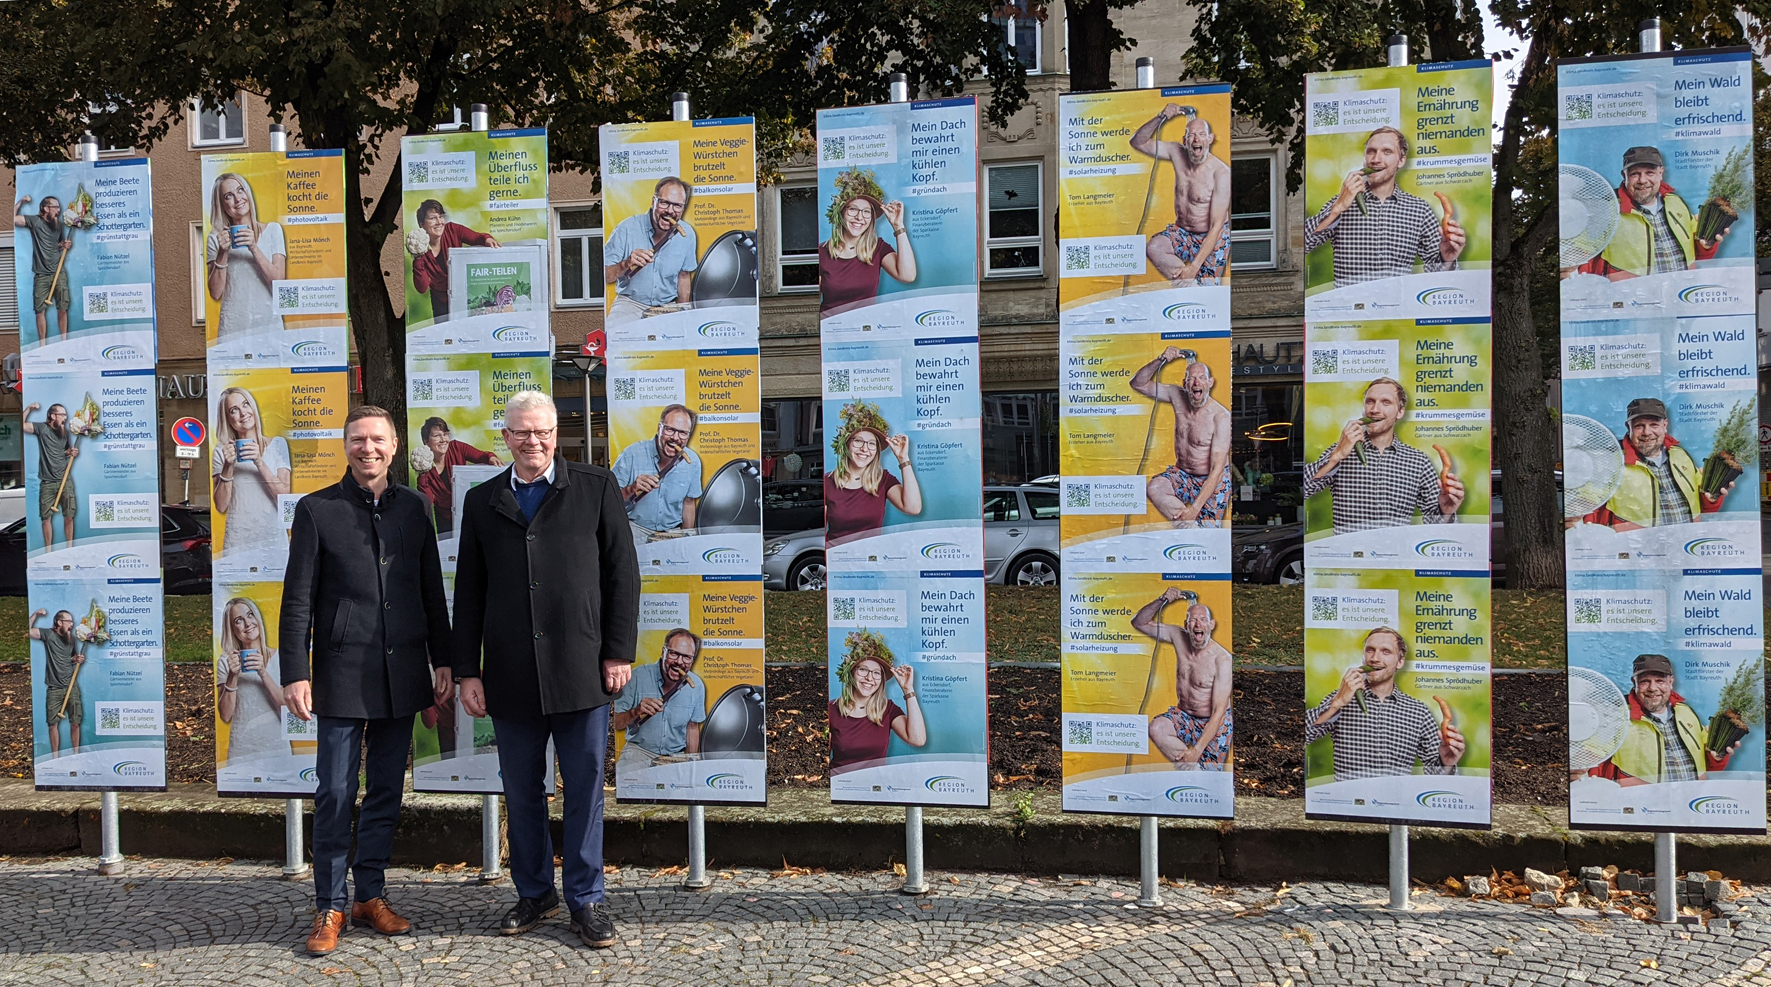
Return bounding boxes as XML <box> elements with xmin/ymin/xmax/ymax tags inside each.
<box><xmin>306</xmin><ymin>909</ymin><xmax>347</xmax><ymax>954</ymax></box>
<box><xmin>351</xmin><ymin>897</ymin><xmax>412</xmax><ymax>935</ymax></box>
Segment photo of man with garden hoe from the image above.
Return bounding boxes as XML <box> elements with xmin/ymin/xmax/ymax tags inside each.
<box><xmin>31</xmin><ymin>608</ymin><xmax>87</xmax><ymax>755</ymax></box>
<box><xmin>1128</xmin><ymin>104</ymin><xmax>1231</xmax><ymax>284</ymax></box>
<box><xmin>13</xmin><ymin>194</ymin><xmax>73</xmax><ymax>339</ymax></box>
<box><xmin>1130</xmin><ymin>587</ymin><xmax>1231</xmax><ymax>768</ymax></box>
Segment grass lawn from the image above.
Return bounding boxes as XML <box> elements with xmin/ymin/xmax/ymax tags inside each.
<box><xmin>0</xmin><ymin>585</ymin><xmax>1588</xmax><ymax>670</ymax></box>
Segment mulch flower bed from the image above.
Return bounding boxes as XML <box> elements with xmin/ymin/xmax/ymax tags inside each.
<box><xmin>0</xmin><ymin>662</ymin><xmax>1571</xmax><ymax>806</ymax></box>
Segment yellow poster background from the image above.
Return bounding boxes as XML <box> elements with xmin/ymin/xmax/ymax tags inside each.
<box><xmin>200</xmin><ymin>151</ymin><xmax>348</xmax><ymax>346</ymax></box>
<box><xmin>207</xmin><ymin>366</ymin><xmax>347</xmax><ymax>558</ymax></box>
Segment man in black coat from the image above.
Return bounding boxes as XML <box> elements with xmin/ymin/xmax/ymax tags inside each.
<box><xmin>455</xmin><ymin>389</ymin><xmax>640</xmax><ymax>949</ymax></box>
<box><xmin>280</xmin><ymin>405</ymin><xmax>453</xmax><ymax>955</ymax></box>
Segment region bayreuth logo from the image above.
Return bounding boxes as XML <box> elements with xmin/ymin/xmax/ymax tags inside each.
<box><xmin>1690</xmin><ymin>796</ymin><xmax>1751</xmax><ymax>817</ymax></box>
<box><xmin>290</xmin><ymin>339</ymin><xmax>340</xmax><ymax>360</ymax></box>
<box><xmin>920</xmin><ymin>542</ymin><xmax>967</xmax><ymax>562</ymax></box>
<box><xmin>1415</xmin><ymin>287</ymin><xmax>1473</xmax><ymax>308</ymax></box>
<box><xmin>701</xmin><ymin>546</ymin><xmax>746</xmax><ymax>565</ymax></box>
<box><xmin>101</xmin><ymin>345</ymin><xmax>146</xmax><ymax>362</ymax></box>
<box><xmin>1161</xmin><ymin>302</ymin><xmax>1209</xmax><ymax>322</ymax></box>
<box><xmin>705</xmin><ymin>773</ymin><xmax>748</xmax><ymax>791</ymax></box>
<box><xmin>914</xmin><ymin>310</ymin><xmax>964</xmax><ymax>329</ymax></box>
<box><xmin>1415</xmin><ymin>790</ymin><xmax>1468</xmax><ymax>810</ymax></box>
<box><xmin>1677</xmin><ymin>284</ymin><xmax>1745</xmax><ymax>306</ymax></box>
<box><xmin>1684</xmin><ymin>537</ymin><xmax>1748</xmax><ymax>560</ymax></box>
<box><xmin>697</xmin><ymin>320</ymin><xmax>746</xmax><ymax>340</ymax></box>
<box><xmin>924</xmin><ymin>775</ymin><xmax>969</xmax><ymax>794</ymax></box>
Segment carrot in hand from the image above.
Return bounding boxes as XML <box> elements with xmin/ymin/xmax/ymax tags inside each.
<box><xmin>1432</xmin><ymin>695</ymin><xmax>1454</xmax><ymax>743</ymax></box>
<box><xmin>1432</xmin><ymin>191</ymin><xmax>1456</xmax><ymax>236</ymax></box>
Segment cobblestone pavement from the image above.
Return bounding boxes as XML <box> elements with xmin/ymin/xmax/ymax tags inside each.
<box><xmin>4</xmin><ymin>857</ymin><xmax>1771</xmax><ymax>986</ymax></box>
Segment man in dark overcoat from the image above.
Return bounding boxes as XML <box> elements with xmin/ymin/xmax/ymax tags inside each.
<box><xmin>281</xmin><ymin>405</ymin><xmax>453</xmax><ymax>954</ymax></box>
<box><xmin>455</xmin><ymin>389</ymin><xmax>640</xmax><ymax>948</ymax></box>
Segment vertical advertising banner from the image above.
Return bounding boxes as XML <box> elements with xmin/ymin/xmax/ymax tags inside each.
<box><xmin>400</xmin><ymin>127</ymin><xmax>552</xmax><ymax>793</ymax></box>
<box><xmin>1558</xmin><ymin>49</ymin><xmax>1764</xmax><ymax>833</ymax></box>
<box><xmin>201</xmin><ymin>149</ymin><xmax>351</xmax><ymax>795</ymax></box>
<box><xmin>1301</xmin><ymin>61</ymin><xmax>1493</xmax><ymax>828</ymax></box>
<box><xmin>1056</xmin><ymin>85</ymin><xmax>1236</xmax><ymax>818</ymax></box>
<box><xmin>15</xmin><ymin>159</ymin><xmax>165</xmax><ymax>790</ymax></box>
<box><xmin>817</xmin><ymin>97</ymin><xmax>988</xmax><ymax>806</ymax></box>
<box><xmin>599</xmin><ymin>117</ymin><xmax>766</xmax><ymax>805</ymax></box>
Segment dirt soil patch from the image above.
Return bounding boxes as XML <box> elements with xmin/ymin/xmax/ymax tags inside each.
<box><xmin>1</xmin><ymin>663</ymin><xmax>1574</xmax><ymax>807</ymax></box>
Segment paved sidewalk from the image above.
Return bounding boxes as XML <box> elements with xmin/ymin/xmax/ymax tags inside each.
<box><xmin>3</xmin><ymin>857</ymin><xmax>1770</xmax><ymax>986</ymax></box>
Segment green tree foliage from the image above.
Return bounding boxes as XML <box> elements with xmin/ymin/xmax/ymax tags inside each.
<box><xmin>0</xmin><ymin>0</ymin><xmax>1028</xmax><ymax>451</ymax></box>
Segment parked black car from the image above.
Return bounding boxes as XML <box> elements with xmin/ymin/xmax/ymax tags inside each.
<box><xmin>1233</xmin><ymin>523</ymin><xmax>1303</xmax><ymax>585</ymax></box>
<box><xmin>762</xmin><ymin>480</ymin><xmax>825</xmax><ymax>538</ymax></box>
<box><xmin>0</xmin><ymin>505</ymin><xmax>211</xmax><ymax>597</ymax></box>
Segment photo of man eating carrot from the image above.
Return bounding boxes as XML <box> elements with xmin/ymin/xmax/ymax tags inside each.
<box><xmin>1304</xmin><ymin>626</ymin><xmax>1465</xmax><ymax>781</ymax></box>
<box><xmin>1303</xmin><ymin>126</ymin><xmax>1466</xmax><ymax>288</ymax></box>
<box><xmin>1302</xmin><ymin>376</ymin><xmax>1464</xmax><ymax>535</ymax></box>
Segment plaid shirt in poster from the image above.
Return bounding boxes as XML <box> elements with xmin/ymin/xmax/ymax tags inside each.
<box><xmin>1305</xmin><ymin>688</ymin><xmax>1452</xmax><ymax>781</ymax></box>
<box><xmin>1303</xmin><ymin>189</ymin><xmax>1452</xmax><ymax>287</ymax></box>
<box><xmin>1303</xmin><ymin>438</ymin><xmax>1449</xmax><ymax>534</ymax></box>
<box><xmin>1638</xmin><ymin>200</ymin><xmax>1688</xmax><ymax>276</ymax></box>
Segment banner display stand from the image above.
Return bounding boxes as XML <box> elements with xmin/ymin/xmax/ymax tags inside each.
<box><xmin>16</xmin><ymin>132</ymin><xmax>166</xmax><ymax>875</ymax></box>
<box><xmin>1557</xmin><ymin>19</ymin><xmax>1763</xmax><ymax>925</ymax></box>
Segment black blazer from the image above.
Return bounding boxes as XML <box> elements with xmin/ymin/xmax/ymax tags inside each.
<box><xmin>452</xmin><ymin>458</ymin><xmax>640</xmax><ymax>718</ymax></box>
<box><xmin>280</xmin><ymin>472</ymin><xmax>452</xmax><ymax>720</ymax></box>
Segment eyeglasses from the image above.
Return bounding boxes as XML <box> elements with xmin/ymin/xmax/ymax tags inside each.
<box><xmin>853</xmin><ymin>665</ymin><xmax>882</xmax><ymax>679</ymax></box>
<box><xmin>505</xmin><ymin>428</ymin><xmax>556</xmax><ymax>442</ymax></box>
<box><xmin>664</xmin><ymin>648</ymin><xmax>697</xmax><ymax>662</ymax></box>
<box><xmin>660</xmin><ymin>425</ymin><xmax>691</xmax><ymax>440</ymax></box>
<box><xmin>843</xmin><ymin>204</ymin><xmax>874</xmax><ymax>219</ymax></box>
<box><xmin>655</xmin><ymin>197</ymin><xmax>687</xmax><ymax>213</ymax></box>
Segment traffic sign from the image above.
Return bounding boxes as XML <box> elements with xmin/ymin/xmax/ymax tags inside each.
<box><xmin>582</xmin><ymin>329</ymin><xmax>606</xmax><ymax>358</ymax></box>
<box><xmin>171</xmin><ymin>417</ymin><xmax>206</xmax><ymax>447</ymax></box>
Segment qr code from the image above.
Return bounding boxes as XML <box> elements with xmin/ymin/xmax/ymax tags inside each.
<box><xmin>276</xmin><ymin>285</ymin><xmax>301</xmax><ymax>311</ymax></box>
<box><xmin>1565</xmin><ymin>93</ymin><xmax>1593</xmax><ymax>121</ymax></box>
<box><xmin>831</xmin><ymin>597</ymin><xmax>856</xmax><ymax>621</ymax></box>
<box><xmin>1310</xmin><ymin>350</ymin><xmax>1339</xmax><ymax>376</ymax></box>
<box><xmin>822</xmin><ymin>136</ymin><xmax>846</xmax><ymax>161</ymax></box>
<box><xmin>1567</xmin><ymin>344</ymin><xmax>1596</xmax><ymax>372</ymax></box>
<box><xmin>407</xmin><ymin>160</ymin><xmax>429</xmax><ymax>184</ymax></box>
<box><xmin>89</xmin><ymin>292</ymin><xmax>109</xmax><ymax>314</ymax></box>
<box><xmin>282</xmin><ymin>499</ymin><xmax>299</xmax><ymax>525</ymax></box>
<box><xmin>1311</xmin><ymin>100</ymin><xmax>1339</xmax><ymax>129</ymax></box>
<box><xmin>612</xmin><ymin>377</ymin><xmax>636</xmax><ymax>401</ymax></box>
<box><xmin>284</xmin><ymin>709</ymin><xmax>312</xmax><ymax>736</ymax></box>
<box><xmin>93</xmin><ymin>499</ymin><xmax>115</xmax><ymax>523</ymax></box>
<box><xmin>826</xmin><ymin>368</ymin><xmax>851</xmax><ymax>394</ymax></box>
<box><xmin>412</xmin><ymin>378</ymin><xmax>434</xmax><ymax>402</ymax></box>
<box><xmin>1310</xmin><ymin>596</ymin><xmax>1339</xmax><ymax>622</ymax></box>
<box><xmin>1064</xmin><ymin>244</ymin><xmax>1090</xmax><ymax>272</ymax></box>
<box><xmin>1573</xmin><ymin>598</ymin><xmax>1603</xmax><ymax>625</ymax></box>
<box><xmin>1066</xmin><ymin>718</ymin><xmax>1093</xmax><ymax>746</ymax></box>
<box><xmin>100</xmin><ymin>707</ymin><xmax>120</xmax><ymax>731</ymax></box>
<box><xmin>1066</xmin><ymin>484</ymin><xmax>1091</xmax><ymax>508</ymax></box>
<box><xmin>608</xmin><ymin>150</ymin><xmax>630</xmax><ymax>175</ymax></box>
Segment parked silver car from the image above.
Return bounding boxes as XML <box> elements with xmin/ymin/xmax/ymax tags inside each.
<box><xmin>762</xmin><ymin>484</ymin><xmax>1061</xmax><ymax>590</ymax></box>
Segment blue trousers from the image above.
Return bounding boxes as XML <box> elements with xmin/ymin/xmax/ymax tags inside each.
<box><xmin>312</xmin><ymin>715</ymin><xmax>411</xmax><ymax>913</ymax></box>
<box><xmin>493</xmin><ymin>704</ymin><xmax>610</xmax><ymax>912</ymax></box>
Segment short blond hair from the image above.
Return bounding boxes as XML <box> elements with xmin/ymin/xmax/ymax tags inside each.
<box><xmin>503</xmin><ymin>389</ymin><xmax>556</xmax><ymax>422</ymax></box>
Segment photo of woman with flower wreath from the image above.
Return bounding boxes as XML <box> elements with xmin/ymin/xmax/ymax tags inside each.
<box><xmin>824</xmin><ymin>400</ymin><xmax>923</xmax><ymax>544</ymax></box>
<box><xmin>818</xmin><ymin>168</ymin><xmax>917</xmax><ymax>317</ymax></box>
<box><xmin>828</xmin><ymin>629</ymin><xmax>926</xmax><ymax>772</ymax></box>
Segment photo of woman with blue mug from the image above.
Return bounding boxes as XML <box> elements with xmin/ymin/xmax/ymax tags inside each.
<box><xmin>211</xmin><ymin>386</ymin><xmax>293</xmax><ymax>557</ymax></box>
<box><xmin>216</xmin><ymin>596</ymin><xmax>288</xmax><ymax>763</ymax></box>
<box><xmin>205</xmin><ymin>173</ymin><xmax>287</xmax><ymax>340</ymax></box>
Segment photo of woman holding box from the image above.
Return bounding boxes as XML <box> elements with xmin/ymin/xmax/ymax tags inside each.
<box><xmin>828</xmin><ymin>630</ymin><xmax>925</xmax><ymax>771</ymax></box>
<box><xmin>205</xmin><ymin>173</ymin><xmax>287</xmax><ymax>339</ymax></box>
<box><xmin>216</xmin><ymin>596</ymin><xmax>287</xmax><ymax>763</ymax></box>
<box><xmin>824</xmin><ymin>401</ymin><xmax>922</xmax><ymax>543</ymax></box>
<box><xmin>212</xmin><ymin>386</ymin><xmax>293</xmax><ymax>557</ymax></box>
<box><xmin>818</xmin><ymin>169</ymin><xmax>916</xmax><ymax>317</ymax></box>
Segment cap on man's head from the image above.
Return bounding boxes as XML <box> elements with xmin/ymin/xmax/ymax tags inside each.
<box><xmin>1622</xmin><ymin>146</ymin><xmax>1664</xmax><ymax>170</ymax></box>
<box><xmin>1626</xmin><ymin>397</ymin><xmax>1668</xmax><ymax>423</ymax></box>
<box><xmin>1632</xmin><ymin>653</ymin><xmax>1674</xmax><ymax>678</ymax></box>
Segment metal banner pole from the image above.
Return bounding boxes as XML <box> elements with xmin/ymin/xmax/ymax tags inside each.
<box><xmin>1137</xmin><ymin>815</ymin><xmax>1161</xmax><ymax>906</ymax></box>
<box><xmin>902</xmin><ymin>805</ymin><xmax>929</xmax><ymax>894</ymax></box>
<box><xmin>283</xmin><ymin>799</ymin><xmax>310</xmax><ymax>880</ymax></box>
<box><xmin>1655</xmin><ymin>831</ymin><xmax>1677</xmax><ymax>923</ymax></box>
<box><xmin>684</xmin><ymin>804</ymin><xmax>712</xmax><ymax>889</ymax></box>
<box><xmin>98</xmin><ymin>790</ymin><xmax>124</xmax><ymax>875</ymax></box>
<box><xmin>672</xmin><ymin>92</ymin><xmax>691</xmax><ymax>122</ymax></box>
<box><xmin>480</xmin><ymin>793</ymin><xmax>503</xmax><ymax>883</ymax></box>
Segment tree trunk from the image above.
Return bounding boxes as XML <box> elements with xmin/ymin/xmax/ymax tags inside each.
<box><xmin>1066</xmin><ymin>0</ymin><xmax>1116</xmax><ymax>92</ymax></box>
<box><xmin>343</xmin><ymin>151</ymin><xmax>410</xmax><ymax>485</ymax></box>
<box><xmin>1488</xmin><ymin>30</ymin><xmax>1562</xmax><ymax>589</ymax></box>
<box><xmin>1492</xmin><ymin>248</ymin><xmax>1564</xmax><ymax>588</ymax></box>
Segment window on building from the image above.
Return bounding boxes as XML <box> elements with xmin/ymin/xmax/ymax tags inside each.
<box><xmin>554</xmin><ymin>204</ymin><xmax>604</xmax><ymax>308</ymax></box>
<box><xmin>989</xmin><ymin>0</ymin><xmax>1042</xmax><ymax>72</ymax></box>
<box><xmin>188</xmin><ymin>222</ymin><xmax>206</xmax><ymax>325</ymax></box>
<box><xmin>191</xmin><ymin>96</ymin><xmax>245</xmax><ymax>147</ymax></box>
<box><xmin>777</xmin><ymin>185</ymin><xmax>819</xmax><ymax>291</ymax></box>
<box><xmin>1230</xmin><ymin>155</ymin><xmax>1276</xmax><ymax>269</ymax></box>
<box><xmin>981</xmin><ymin>391</ymin><xmax>1057</xmax><ymax>484</ymax></box>
<box><xmin>985</xmin><ymin>162</ymin><xmax>1042</xmax><ymax>277</ymax></box>
<box><xmin>0</xmin><ymin>233</ymin><xmax>16</xmax><ymax>333</ymax></box>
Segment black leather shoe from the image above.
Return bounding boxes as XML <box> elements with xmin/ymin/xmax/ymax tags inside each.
<box><xmin>570</xmin><ymin>903</ymin><xmax>617</xmax><ymax>948</ymax></box>
<box><xmin>499</xmin><ymin>889</ymin><xmax>560</xmax><ymax>935</ymax></box>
